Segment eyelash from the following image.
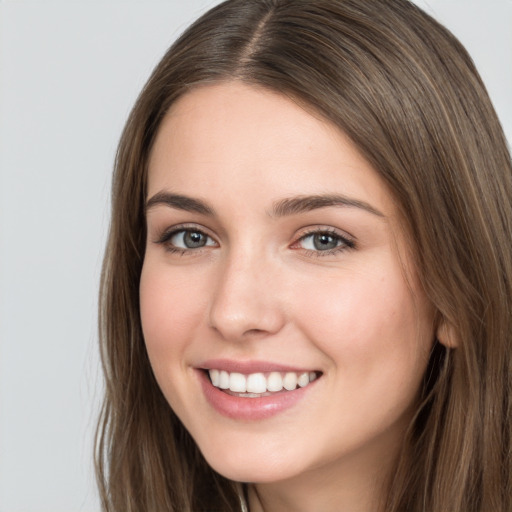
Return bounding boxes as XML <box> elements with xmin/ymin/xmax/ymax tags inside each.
<box><xmin>154</xmin><ymin>225</ymin><xmax>356</xmax><ymax>257</ymax></box>
<box><xmin>154</xmin><ymin>225</ymin><xmax>216</xmax><ymax>256</ymax></box>
<box><xmin>293</xmin><ymin>228</ymin><xmax>356</xmax><ymax>257</ymax></box>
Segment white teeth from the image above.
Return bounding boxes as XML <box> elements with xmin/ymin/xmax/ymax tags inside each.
<box><xmin>298</xmin><ymin>372</ymin><xmax>309</xmax><ymax>387</ymax></box>
<box><xmin>209</xmin><ymin>369</ymin><xmax>220</xmax><ymax>387</ymax></box>
<box><xmin>218</xmin><ymin>370</ymin><xmax>230</xmax><ymax>389</ymax></box>
<box><xmin>267</xmin><ymin>371</ymin><xmax>283</xmax><ymax>392</ymax></box>
<box><xmin>283</xmin><ymin>372</ymin><xmax>298</xmax><ymax>391</ymax></box>
<box><xmin>246</xmin><ymin>373</ymin><xmax>267</xmax><ymax>393</ymax></box>
<box><xmin>229</xmin><ymin>372</ymin><xmax>247</xmax><ymax>392</ymax></box>
<box><xmin>208</xmin><ymin>369</ymin><xmax>319</xmax><ymax>394</ymax></box>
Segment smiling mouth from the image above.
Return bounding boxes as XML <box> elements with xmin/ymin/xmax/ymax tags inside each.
<box><xmin>205</xmin><ymin>369</ymin><xmax>321</xmax><ymax>397</ymax></box>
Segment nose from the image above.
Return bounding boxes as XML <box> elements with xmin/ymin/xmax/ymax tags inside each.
<box><xmin>207</xmin><ymin>249</ymin><xmax>286</xmax><ymax>342</ymax></box>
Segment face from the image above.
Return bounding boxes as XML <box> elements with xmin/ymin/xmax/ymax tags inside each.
<box><xmin>140</xmin><ymin>82</ymin><xmax>435</xmax><ymax>486</ymax></box>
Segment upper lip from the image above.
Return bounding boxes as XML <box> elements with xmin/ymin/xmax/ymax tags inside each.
<box><xmin>198</xmin><ymin>358</ymin><xmax>318</xmax><ymax>374</ymax></box>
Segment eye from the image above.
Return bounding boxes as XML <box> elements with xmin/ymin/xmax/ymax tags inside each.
<box><xmin>155</xmin><ymin>226</ymin><xmax>217</xmax><ymax>253</ymax></box>
<box><xmin>170</xmin><ymin>229</ymin><xmax>215</xmax><ymax>249</ymax></box>
<box><xmin>295</xmin><ymin>229</ymin><xmax>355</xmax><ymax>255</ymax></box>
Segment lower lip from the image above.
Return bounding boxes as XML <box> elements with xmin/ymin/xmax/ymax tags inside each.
<box><xmin>198</xmin><ymin>370</ymin><xmax>317</xmax><ymax>421</ymax></box>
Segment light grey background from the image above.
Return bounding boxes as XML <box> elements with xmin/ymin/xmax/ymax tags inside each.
<box><xmin>0</xmin><ymin>1</ymin><xmax>510</xmax><ymax>511</ymax></box>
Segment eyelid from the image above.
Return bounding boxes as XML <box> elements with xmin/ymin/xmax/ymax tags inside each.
<box><xmin>291</xmin><ymin>226</ymin><xmax>356</xmax><ymax>254</ymax></box>
<box><xmin>152</xmin><ymin>223</ymin><xmax>355</xmax><ymax>257</ymax></box>
<box><xmin>153</xmin><ymin>223</ymin><xmax>219</xmax><ymax>249</ymax></box>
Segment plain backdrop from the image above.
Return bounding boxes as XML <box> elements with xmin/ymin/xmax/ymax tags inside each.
<box><xmin>0</xmin><ymin>1</ymin><xmax>510</xmax><ymax>511</ymax></box>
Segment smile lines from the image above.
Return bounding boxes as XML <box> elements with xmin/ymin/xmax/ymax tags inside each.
<box><xmin>208</xmin><ymin>369</ymin><xmax>319</xmax><ymax>395</ymax></box>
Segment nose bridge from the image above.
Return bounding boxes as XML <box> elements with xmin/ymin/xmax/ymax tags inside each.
<box><xmin>208</xmin><ymin>243</ymin><xmax>285</xmax><ymax>341</ymax></box>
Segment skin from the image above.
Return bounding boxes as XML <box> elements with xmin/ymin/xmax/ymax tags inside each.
<box><xmin>140</xmin><ymin>81</ymin><xmax>438</xmax><ymax>512</ymax></box>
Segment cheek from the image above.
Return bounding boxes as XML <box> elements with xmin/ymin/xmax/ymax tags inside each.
<box><xmin>139</xmin><ymin>261</ymin><xmax>209</xmax><ymax>366</ymax></box>
<box><xmin>291</xmin><ymin>265</ymin><xmax>435</xmax><ymax>449</ymax></box>
<box><xmin>294</xmin><ymin>262</ymin><xmax>434</xmax><ymax>384</ymax></box>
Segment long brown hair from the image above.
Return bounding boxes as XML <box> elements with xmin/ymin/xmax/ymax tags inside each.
<box><xmin>95</xmin><ymin>1</ymin><xmax>512</xmax><ymax>510</ymax></box>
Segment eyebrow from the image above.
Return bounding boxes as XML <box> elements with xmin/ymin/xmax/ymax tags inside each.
<box><xmin>145</xmin><ymin>191</ymin><xmax>384</xmax><ymax>218</ymax></box>
<box><xmin>146</xmin><ymin>191</ymin><xmax>215</xmax><ymax>216</ymax></box>
<box><xmin>270</xmin><ymin>194</ymin><xmax>384</xmax><ymax>218</ymax></box>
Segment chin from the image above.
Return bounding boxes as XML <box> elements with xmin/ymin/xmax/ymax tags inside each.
<box><xmin>209</xmin><ymin>462</ymin><xmax>293</xmax><ymax>484</ymax></box>
<box><xmin>199</xmin><ymin>442</ymin><xmax>302</xmax><ymax>484</ymax></box>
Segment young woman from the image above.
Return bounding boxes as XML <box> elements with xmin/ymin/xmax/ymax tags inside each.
<box><xmin>95</xmin><ymin>1</ymin><xmax>512</xmax><ymax>511</ymax></box>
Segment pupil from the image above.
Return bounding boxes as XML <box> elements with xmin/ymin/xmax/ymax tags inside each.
<box><xmin>184</xmin><ymin>231</ymin><xmax>205</xmax><ymax>248</ymax></box>
<box><xmin>313</xmin><ymin>233</ymin><xmax>337</xmax><ymax>250</ymax></box>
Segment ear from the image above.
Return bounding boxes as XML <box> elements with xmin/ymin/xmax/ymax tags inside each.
<box><xmin>436</xmin><ymin>318</ymin><xmax>458</xmax><ymax>348</ymax></box>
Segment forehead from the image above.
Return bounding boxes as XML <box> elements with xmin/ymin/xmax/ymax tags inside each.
<box><xmin>147</xmin><ymin>81</ymin><xmax>395</xmax><ymax>219</ymax></box>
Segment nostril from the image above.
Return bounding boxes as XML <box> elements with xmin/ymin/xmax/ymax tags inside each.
<box><xmin>243</xmin><ymin>328</ymin><xmax>268</xmax><ymax>337</ymax></box>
